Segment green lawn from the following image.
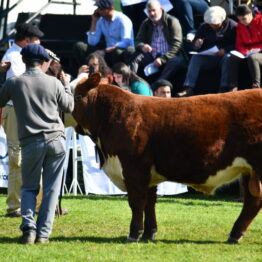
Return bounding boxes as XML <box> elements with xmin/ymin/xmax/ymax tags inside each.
<box><xmin>0</xmin><ymin>193</ymin><xmax>261</xmax><ymax>262</ymax></box>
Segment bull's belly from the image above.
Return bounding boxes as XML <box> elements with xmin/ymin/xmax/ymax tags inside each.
<box><xmin>101</xmin><ymin>155</ymin><xmax>253</xmax><ymax>195</ymax></box>
<box><xmin>102</xmin><ymin>155</ymin><xmax>127</xmax><ymax>192</ymax></box>
<box><xmin>149</xmin><ymin>157</ymin><xmax>253</xmax><ymax>195</ymax></box>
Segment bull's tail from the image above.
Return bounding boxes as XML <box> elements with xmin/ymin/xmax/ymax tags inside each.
<box><xmin>248</xmin><ymin>173</ymin><xmax>262</xmax><ymax>199</ymax></box>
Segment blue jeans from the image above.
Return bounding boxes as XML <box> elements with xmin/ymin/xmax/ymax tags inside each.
<box><xmin>169</xmin><ymin>0</ymin><xmax>209</xmax><ymax>36</ymax></box>
<box><xmin>20</xmin><ymin>135</ymin><xmax>65</xmax><ymax>238</ymax></box>
<box><xmin>184</xmin><ymin>54</ymin><xmax>232</xmax><ymax>89</ymax></box>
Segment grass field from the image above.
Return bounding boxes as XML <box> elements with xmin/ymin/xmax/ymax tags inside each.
<box><xmin>0</xmin><ymin>192</ymin><xmax>261</xmax><ymax>262</ymax></box>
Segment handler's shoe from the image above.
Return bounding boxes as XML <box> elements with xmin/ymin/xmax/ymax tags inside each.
<box><xmin>35</xmin><ymin>237</ymin><xmax>49</xmax><ymax>244</ymax></box>
<box><xmin>20</xmin><ymin>229</ymin><xmax>36</xmax><ymax>244</ymax></box>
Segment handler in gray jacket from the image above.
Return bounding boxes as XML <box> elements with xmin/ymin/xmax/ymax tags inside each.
<box><xmin>0</xmin><ymin>43</ymin><xmax>74</xmax><ymax>244</ymax></box>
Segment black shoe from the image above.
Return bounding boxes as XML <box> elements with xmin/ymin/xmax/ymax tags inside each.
<box><xmin>177</xmin><ymin>87</ymin><xmax>194</xmax><ymax>97</ymax></box>
<box><xmin>35</xmin><ymin>237</ymin><xmax>49</xmax><ymax>244</ymax></box>
<box><xmin>219</xmin><ymin>86</ymin><xmax>238</xmax><ymax>93</ymax></box>
<box><xmin>5</xmin><ymin>210</ymin><xmax>21</xmax><ymax>218</ymax></box>
<box><xmin>20</xmin><ymin>229</ymin><xmax>36</xmax><ymax>244</ymax></box>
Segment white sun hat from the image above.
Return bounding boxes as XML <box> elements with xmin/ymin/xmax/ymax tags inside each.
<box><xmin>204</xmin><ymin>6</ymin><xmax>226</xmax><ymax>25</ymax></box>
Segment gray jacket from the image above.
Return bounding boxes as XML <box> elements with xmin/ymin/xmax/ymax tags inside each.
<box><xmin>0</xmin><ymin>68</ymin><xmax>74</xmax><ymax>145</ymax></box>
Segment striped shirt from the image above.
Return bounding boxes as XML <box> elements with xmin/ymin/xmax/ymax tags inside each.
<box><xmin>151</xmin><ymin>22</ymin><xmax>169</xmax><ymax>58</ymax></box>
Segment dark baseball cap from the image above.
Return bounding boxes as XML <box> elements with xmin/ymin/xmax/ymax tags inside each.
<box><xmin>96</xmin><ymin>0</ymin><xmax>114</xmax><ymax>9</ymax></box>
<box><xmin>21</xmin><ymin>43</ymin><xmax>50</xmax><ymax>62</ymax></box>
<box><xmin>16</xmin><ymin>23</ymin><xmax>44</xmax><ymax>38</ymax></box>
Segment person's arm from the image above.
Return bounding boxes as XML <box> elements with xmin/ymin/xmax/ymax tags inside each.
<box><xmin>87</xmin><ymin>15</ymin><xmax>103</xmax><ymax>46</ymax></box>
<box><xmin>159</xmin><ymin>16</ymin><xmax>182</xmax><ymax>64</ymax></box>
<box><xmin>0</xmin><ymin>61</ymin><xmax>11</xmax><ymax>73</ymax></box>
<box><xmin>135</xmin><ymin>19</ymin><xmax>150</xmax><ymax>52</ymax></box>
<box><xmin>56</xmin><ymin>76</ymin><xmax>74</xmax><ymax>113</ymax></box>
<box><xmin>0</xmin><ymin>79</ymin><xmax>11</xmax><ymax>107</ymax></box>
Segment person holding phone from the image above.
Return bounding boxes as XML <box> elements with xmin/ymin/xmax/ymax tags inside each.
<box><xmin>73</xmin><ymin>0</ymin><xmax>135</xmax><ymax>69</ymax></box>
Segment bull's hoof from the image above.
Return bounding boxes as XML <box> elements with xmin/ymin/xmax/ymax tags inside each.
<box><xmin>227</xmin><ymin>234</ymin><xmax>243</xmax><ymax>244</ymax></box>
<box><xmin>140</xmin><ymin>234</ymin><xmax>156</xmax><ymax>242</ymax></box>
<box><xmin>126</xmin><ymin>236</ymin><xmax>139</xmax><ymax>243</ymax></box>
<box><xmin>141</xmin><ymin>228</ymin><xmax>157</xmax><ymax>241</ymax></box>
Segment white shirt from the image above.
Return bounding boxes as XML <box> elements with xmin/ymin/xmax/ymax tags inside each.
<box><xmin>1</xmin><ymin>43</ymin><xmax>25</xmax><ymax>105</ymax></box>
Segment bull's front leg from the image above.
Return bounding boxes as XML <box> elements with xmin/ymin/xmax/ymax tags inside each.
<box><xmin>126</xmin><ymin>186</ymin><xmax>147</xmax><ymax>242</ymax></box>
<box><xmin>141</xmin><ymin>186</ymin><xmax>157</xmax><ymax>241</ymax></box>
<box><xmin>228</xmin><ymin>175</ymin><xmax>262</xmax><ymax>243</ymax></box>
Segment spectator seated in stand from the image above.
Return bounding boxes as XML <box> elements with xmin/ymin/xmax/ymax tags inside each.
<box><xmin>226</xmin><ymin>4</ymin><xmax>262</xmax><ymax>91</ymax></box>
<box><xmin>112</xmin><ymin>62</ymin><xmax>153</xmax><ymax>96</ymax></box>
<box><xmin>129</xmin><ymin>0</ymin><xmax>187</xmax><ymax>82</ymax></box>
<box><xmin>73</xmin><ymin>0</ymin><xmax>135</xmax><ymax>70</ymax></box>
<box><xmin>178</xmin><ymin>6</ymin><xmax>237</xmax><ymax>97</ymax></box>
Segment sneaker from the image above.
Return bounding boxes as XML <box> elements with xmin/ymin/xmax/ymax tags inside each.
<box><xmin>177</xmin><ymin>87</ymin><xmax>194</xmax><ymax>97</ymax></box>
<box><xmin>55</xmin><ymin>207</ymin><xmax>69</xmax><ymax>216</ymax></box>
<box><xmin>5</xmin><ymin>210</ymin><xmax>21</xmax><ymax>218</ymax></box>
<box><xmin>186</xmin><ymin>32</ymin><xmax>195</xmax><ymax>42</ymax></box>
<box><xmin>20</xmin><ymin>229</ymin><xmax>36</xmax><ymax>244</ymax></box>
<box><xmin>35</xmin><ymin>237</ymin><xmax>49</xmax><ymax>244</ymax></box>
<box><xmin>252</xmin><ymin>83</ymin><xmax>260</xmax><ymax>89</ymax></box>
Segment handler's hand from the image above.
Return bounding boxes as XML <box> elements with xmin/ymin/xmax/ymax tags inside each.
<box><xmin>142</xmin><ymin>44</ymin><xmax>153</xmax><ymax>53</ymax></box>
<box><xmin>0</xmin><ymin>61</ymin><xmax>11</xmax><ymax>72</ymax></box>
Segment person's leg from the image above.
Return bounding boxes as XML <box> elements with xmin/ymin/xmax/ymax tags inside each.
<box><xmin>129</xmin><ymin>52</ymin><xmax>154</xmax><ymax>74</ymax></box>
<box><xmin>179</xmin><ymin>55</ymin><xmax>220</xmax><ymax>96</ymax></box>
<box><xmin>188</xmin><ymin>0</ymin><xmax>209</xmax><ymax>15</ymax></box>
<box><xmin>2</xmin><ymin>105</ymin><xmax>22</xmax><ymax>216</ymax></box>
<box><xmin>220</xmin><ymin>53</ymin><xmax>235</xmax><ymax>90</ymax></box>
<box><xmin>247</xmin><ymin>53</ymin><xmax>262</xmax><ymax>88</ymax></box>
<box><xmin>219</xmin><ymin>54</ymin><xmax>241</xmax><ymax>92</ymax></box>
<box><xmin>184</xmin><ymin>55</ymin><xmax>219</xmax><ymax>88</ymax></box>
<box><xmin>20</xmin><ymin>141</ymin><xmax>45</xmax><ymax>233</ymax></box>
<box><xmin>72</xmin><ymin>41</ymin><xmax>88</xmax><ymax>69</ymax></box>
<box><xmin>169</xmin><ymin>0</ymin><xmax>195</xmax><ymax>36</ymax></box>
<box><xmin>36</xmin><ymin>135</ymin><xmax>66</xmax><ymax>240</ymax></box>
<box><xmin>158</xmin><ymin>55</ymin><xmax>187</xmax><ymax>80</ymax></box>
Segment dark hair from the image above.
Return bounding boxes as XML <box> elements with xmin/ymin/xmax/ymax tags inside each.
<box><xmin>112</xmin><ymin>62</ymin><xmax>148</xmax><ymax>86</ymax></box>
<box><xmin>236</xmin><ymin>4</ymin><xmax>252</xmax><ymax>16</ymax></box>
<box><xmin>85</xmin><ymin>52</ymin><xmax>111</xmax><ymax>77</ymax></box>
<box><xmin>151</xmin><ymin>79</ymin><xmax>173</xmax><ymax>92</ymax></box>
<box><xmin>22</xmin><ymin>57</ymin><xmax>43</xmax><ymax>67</ymax></box>
<box><xmin>46</xmin><ymin>60</ymin><xmax>63</xmax><ymax>78</ymax></box>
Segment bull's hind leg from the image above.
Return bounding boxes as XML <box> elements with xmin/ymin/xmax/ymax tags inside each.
<box><xmin>228</xmin><ymin>175</ymin><xmax>262</xmax><ymax>243</ymax></box>
<box><xmin>141</xmin><ymin>186</ymin><xmax>158</xmax><ymax>241</ymax></box>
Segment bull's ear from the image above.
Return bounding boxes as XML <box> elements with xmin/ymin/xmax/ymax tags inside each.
<box><xmin>88</xmin><ymin>72</ymin><xmax>101</xmax><ymax>87</ymax></box>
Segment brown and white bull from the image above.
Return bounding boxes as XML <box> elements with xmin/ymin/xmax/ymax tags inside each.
<box><xmin>72</xmin><ymin>73</ymin><xmax>262</xmax><ymax>243</ymax></box>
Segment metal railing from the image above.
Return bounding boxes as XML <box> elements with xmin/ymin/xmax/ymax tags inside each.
<box><xmin>0</xmin><ymin>0</ymin><xmax>79</xmax><ymax>45</ymax></box>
